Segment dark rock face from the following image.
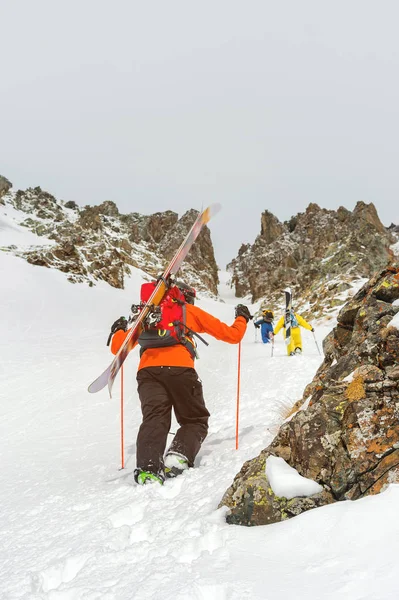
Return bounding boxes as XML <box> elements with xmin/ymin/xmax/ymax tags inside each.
<box><xmin>260</xmin><ymin>210</ymin><xmax>285</xmax><ymax>244</ymax></box>
<box><xmin>1</xmin><ymin>182</ymin><xmax>219</xmax><ymax>293</ymax></box>
<box><xmin>228</xmin><ymin>202</ymin><xmax>396</xmax><ymax>319</ymax></box>
<box><xmin>219</xmin><ymin>265</ymin><xmax>399</xmax><ymax>526</ymax></box>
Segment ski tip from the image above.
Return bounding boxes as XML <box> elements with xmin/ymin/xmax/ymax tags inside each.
<box><xmin>88</xmin><ymin>364</ymin><xmax>113</xmax><ymax>394</ymax></box>
<box><xmin>88</xmin><ymin>376</ymin><xmax>114</xmax><ymax>396</ymax></box>
<box><xmin>87</xmin><ymin>373</ymin><xmax>108</xmax><ymax>394</ymax></box>
<box><xmin>88</xmin><ymin>378</ymin><xmax>112</xmax><ymax>395</ymax></box>
<box><xmin>204</xmin><ymin>203</ymin><xmax>222</xmax><ymax>222</ymax></box>
<box><xmin>88</xmin><ymin>380</ymin><xmax>105</xmax><ymax>394</ymax></box>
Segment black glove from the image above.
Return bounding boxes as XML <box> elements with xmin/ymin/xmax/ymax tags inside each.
<box><xmin>235</xmin><ymin>304</ymin><xmax>253</xmax><ymax>323</ymax></box>
<box><xmin>311</xmin><ymin>327</ymin><xmax>315</xmax><ymax>333</ymax></box>
<box><xmin>111</xmin><ymin>316</ymin><xmax>128</xmax><ymax>334</ymax></box>
<box><xmin>107</xmin><ymin>317</ymin><xmax>128</xmax><ymax>346</ymax></box>
<box><xmin>254</xmin><ymin>323</ymin><xmax>260</xmax><ymax>329</ymax></box>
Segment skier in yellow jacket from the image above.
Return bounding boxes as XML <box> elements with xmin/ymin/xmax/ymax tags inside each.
<box><xmin>274</xmin><ymin>310</ymin><xmax>314</xmax><ymax>356</ymax></box>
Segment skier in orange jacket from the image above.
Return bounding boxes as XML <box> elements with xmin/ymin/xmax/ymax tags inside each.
<box><xmin>110</xmin><ymin>298</ymin><xmax>251</xmax><ymax>485</ymax></box>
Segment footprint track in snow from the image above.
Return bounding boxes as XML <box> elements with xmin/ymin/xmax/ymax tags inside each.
<box><xmin>108</xmin><ymin>503</ymin><xmax>145</xmax><ymax>529</ymax></box>
<box><xmin>30</xmin><ymin>553</ymin><xmax>90</xmax><ymax>593</ymax></box>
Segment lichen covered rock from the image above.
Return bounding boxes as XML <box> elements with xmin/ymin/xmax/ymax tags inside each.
<box><xmin>220</xmin><ymin>450</ymin><xmax>334</xmax><ymax>527</ymax></box>
<box><xmin>220</xmin><ymin>265</ymin><xmax>399</xmax><ymax>525</ymax></box>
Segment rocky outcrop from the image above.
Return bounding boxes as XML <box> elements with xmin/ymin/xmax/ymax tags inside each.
<box><xmin>1</xmin><ymin>182</ymin><xmax>219</xmax><ymax>293</ymax></box>
<box><xmin>0</xmin><ymin>175</ymin><xmax>12</xmax><ymax>203</ymax></box>
<box><xmin>159</xmin><ymin>209</ymin><xmax>219</xmax><ymax>294</ymax></box>
<box><xmin>228</xmin><ymin>202</ymin><xmax>397</xmax><ymax>319</ymax></box>
<box><xmin>219</xmin><ymin>265</ymin><xmax>399</xmax><ymax>526</ymax></box>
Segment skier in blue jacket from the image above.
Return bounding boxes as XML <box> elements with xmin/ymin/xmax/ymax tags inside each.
<box><xmin>254</xmin><ymin>310</ymin><xmax>274</xmax><ymax>344</ymax></box>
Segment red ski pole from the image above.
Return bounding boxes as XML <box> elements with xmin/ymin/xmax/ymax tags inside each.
<box><xmin>235</xmin><ymin>341</ymin><xmax>241</xmax><ymax>450</ymax></box>
<box><xmin>120</xmin><ymin>365</ymin><xmax>125</xmax><ymax>469</ymax></box>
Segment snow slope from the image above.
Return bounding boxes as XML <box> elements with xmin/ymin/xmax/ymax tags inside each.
<box><xmin>1</xmin><ymin>242</ymin><xmax>399</xmax><ymax>600</ymax></box>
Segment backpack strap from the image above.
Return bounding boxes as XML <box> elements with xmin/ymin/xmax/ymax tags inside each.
<box><xmin>172</xmin><ymin>303</ymin><xmax>209</xmax><ymax>359</ymax></box>
<box><xmin>176</xmin><ymin>303</ymin><xmax>209</xmax><ymax>345</ymax></box>
<box><xmin>180</xmin><ymin>323</ymin><xmax>209</xmax><ymax>347</ymax></box>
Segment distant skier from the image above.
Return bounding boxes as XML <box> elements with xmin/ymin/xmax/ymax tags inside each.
<box><xmin>254</xmin><ymin>309</ymin><xmax>274</xmax><ymax>344</ymax></box>
<box><xmin>274</xmin><ymin>309</ymin><xmax>314</xmax><ymax>356</ymax></box>
<box><xmin>109</xmin><ymin>285</ymin><xmax>252</xmax><ymax>486</ymax></box>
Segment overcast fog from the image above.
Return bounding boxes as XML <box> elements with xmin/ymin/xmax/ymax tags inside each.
<box><xmin>1</xmin><ymin>0</ymin><xmax>399</xmax><ymax>266</ymax></box>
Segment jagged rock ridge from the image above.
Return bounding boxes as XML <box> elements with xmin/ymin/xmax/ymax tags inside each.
<box><xmin>0</xmin><ymin>178</ymin><xmax>219</xmax><ymax>294</ymax></box>
<box><xmin>0</xmin><ymin>175</ymin><xmax>11</xmax><ymax>201</ymax></box>
<box><xmin>228</xmin><ymin>202</ymin><xmax>397</xmax><ymax>319</ymax></box>
<box><xmin>219</xmin><ymin>264</ymin><xmax>399</xmax><ymax>526</ymax></box>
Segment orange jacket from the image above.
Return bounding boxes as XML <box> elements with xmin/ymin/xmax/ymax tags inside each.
<box><xmin>111</xmin><ymin>304</ymin><xmax>247</xmax><ymax>370</ymax></box>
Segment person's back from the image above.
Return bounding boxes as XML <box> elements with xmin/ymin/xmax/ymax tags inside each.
<box><xmin>111</xmin><ymin>302</ymin><xmax>248</xmax><ymax>369</ymax></box>
<box><xmin>274</xmin><ymin>310</ymin><xmax>313</xmax><ymax>356</ymax></box>
<box><xmin>110</xmin><ymin>293</ymin><xmax>251</xmax><ymax>484</ymax></box>
<box><xmin>254</xmin><ymin>309</ymin><xmax>274</xmax><ymax>344</ymax></box>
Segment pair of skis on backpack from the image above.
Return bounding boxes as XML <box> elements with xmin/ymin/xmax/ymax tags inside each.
<box><xmin>88</xmin><ymin>203</ymin><xmax>221</xmax><ymax>397</ymax></box>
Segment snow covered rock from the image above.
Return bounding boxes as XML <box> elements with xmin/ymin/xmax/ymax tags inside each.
<box><xmin>0</xmin><ymin>179</ymin><xmax>219</xmax><ymax>293</ymax></box>
<box><xmin>265</xmin><ymin>456</ymin><xmax>323</xmax><ymax>499</ymax></box>
<box><xmin>220</xmin><ymin>265</ymin><xmax>399</xmax><ymax>526</ymax></box>
<box><xmin>219</xmin><ymin>450</ymin><xmax>333</xmax><ymax>527</ymax></box>
<box><xmin>227</xmin><ymin>201</ymin><xmax>397</xmax><ymax>320</ymax></box>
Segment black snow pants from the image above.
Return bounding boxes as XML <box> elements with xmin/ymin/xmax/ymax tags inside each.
<box><xmin>136</xmin><ymin>366</ymin><xmax>210</xmax><ymax>475</ymax></box>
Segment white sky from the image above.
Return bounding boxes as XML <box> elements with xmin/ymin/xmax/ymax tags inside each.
<box><xmin>1</xmin><ymin>0</ymin><xmax>399</xmax><ymax>265</ymax></box>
